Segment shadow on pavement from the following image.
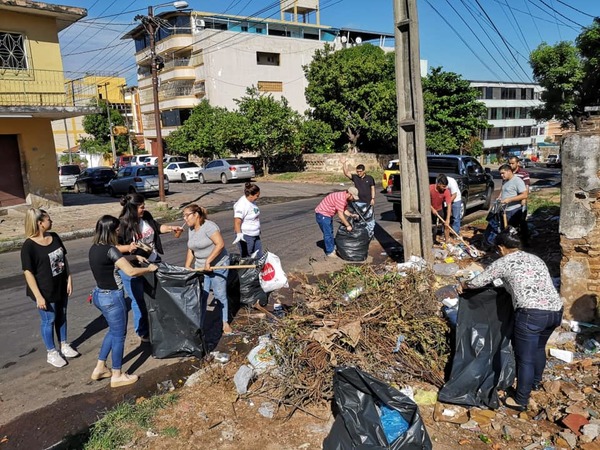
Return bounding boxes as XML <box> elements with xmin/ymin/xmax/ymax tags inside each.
<box><xmin>373</xmin><ymin>222</ymin><xmax>403</xmax><ymax>262</ymax></box>
<box><xmin>71</xmin><ymin>314</ymin><xmax>108</xmax><ymax>349</ymax></box>
<box><xmin>62</xmin><ymin>192</ymin><xmax>120</xmax><ymax>206</ymax></box>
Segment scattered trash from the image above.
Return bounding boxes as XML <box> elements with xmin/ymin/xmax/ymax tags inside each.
<box><xmin>258</xmin><ymin>401</ymin><xmax>276</xmax><ymax>419</ymax></box>
<box><xmin>247</xmin><ymin>335</ymin><xmax>278</xmax><ymax>374</ymax></box>
<box><xmin>341</xmin><ymin>285</ymin><xmax>364</xmax><ymax>302</ymax></box>
<box><xmin>234</xmin><ymin>364</ymin><xmax>255</xmax><ymax>395</ymax></box>
<box><xmin>582</xmin><ymin>338</ymin><xmax>600</xmax><ymax>354</ymax></box>
<box><xmin>549</xmin><ymin>348</ymin><xmax>574</xmax><ymax>363</ymax></box>
<box><xmin>396</xmin><ymin>255</ymin><xmax>427</xmax><ymax>273</ymax></box>
<box><xmin>432</xmin><ymin>248</ymin><xmax>448</xmax><ymax>260</ymax></box>
<box><xmin>146</xmin><ymin>429</ymin><xmax>159</xmax><ymax>437</ymax></box>
<box><xmin>432</xmin><ymin>262</ymin><xmax>459</xmax><ymax>276</ymax></box>
<box><xmin>392</xmin><ymin>335</ymin><xmax>405</xmax><ymax>353</ymax></box>
<box><xmin>157</xmin><ymin>379</ymin><xmax>175</xmax><ymax>394</ymax></box>
<box><xmin>210</xmin><ymin>351</ymin><xmax>231</xmax><ymax>364</ymax></box>
<box><xmin>413</xmin><ymin>389</ymin><xmax>438</xmax><ymax>406</ymax></box>
<box><xmin>378</xmin><ymin>403</ymin><xmax>409</xmax><ymax>444</ymax></box>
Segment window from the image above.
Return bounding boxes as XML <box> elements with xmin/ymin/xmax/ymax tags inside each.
<box><xmin>501</xmin><ymin>88</ymin><xmax>517</xmax><ymax>99</ymax></box>
<box><xmin>258</xmin><ymin>81</ymin><xmax>283</xmax><ymax>92</ymax></box>
<box><xmin>256</xmin><ymin>51</ymin><xmax>280</xmax><ymax>66</ymax></box>
<box><xmin>0</xmin><ymin>32</ymin><xmax>27</xmax><ymax>69</ymax></box>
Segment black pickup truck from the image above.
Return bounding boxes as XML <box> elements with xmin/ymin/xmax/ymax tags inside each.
<box><xmin>385</xmin><ymin>155</ymin><xmax>495</xmax><ymax>220</ymax></box>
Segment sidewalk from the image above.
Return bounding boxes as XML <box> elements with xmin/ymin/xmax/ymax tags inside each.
<box><xmin>0</xmin><ymin>180</ymin><xmax>339</xmax><ymax>253</ymax></box>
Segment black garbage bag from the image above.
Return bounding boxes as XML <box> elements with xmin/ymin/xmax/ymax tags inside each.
<box><xmin>143</xmin><ymin>262</ymin><xmax>207</xmax><ymax>359</ymax></box>
<box><xmin>438</xmin><ymin>287</ymin><xmax>516</xmax><ymax>409</ymax></box>
<box><xmin>323</xmin><ymin>367</ymin><xmax>432</xmax><ymax>450</ymax></box>
<box><xmin>228</xmin><ymin>252</ymin><xmax>268</xmax><ymax>307</ymax></box>
<box><xmin>335</xmin><ymin>220</ymin><xmax>370</xmax><ymax>262</ymax></box>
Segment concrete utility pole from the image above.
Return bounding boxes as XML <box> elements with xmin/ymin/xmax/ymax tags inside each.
<box><xmin>393</xmin><ymin>0</ymin><xmax>433</xmax><ymax>262</ymax></box>
<box><xmin>98</xmin><ymin>82</ymin><xmax>118</xmax><ymax>166</ymax></box>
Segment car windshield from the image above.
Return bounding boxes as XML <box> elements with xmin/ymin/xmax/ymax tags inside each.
<box><xmin>138</xmin><ymin>167</ymin><xmax>158</xmax><ymax>176</ymax></box>
<box><xmin>97</xmin><ymin>170</ymin><xmax>114</xmax><ymax>177</ymax></box>
<box><xmin>179</xmin><ymin>162</ymin><xmax>198</xmax><ymax>168</ymax></box>
<box><xmin>387</xmin><ymin>161</ymin><xmax>399</xmax><ymax>170</ymax></box>
<box><xmin>60</xmin><ymin>165</ymin><xmax>80</xmax><ymax>175</ymax></box>
<box><xmin>226</xmin><ymin>159</ymin><xmax>249</xmax><ymax>165</ymax></box>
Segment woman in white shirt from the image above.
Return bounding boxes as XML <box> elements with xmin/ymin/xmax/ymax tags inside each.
<box><xmin>232</xmin><ymin>182</ymin><xmax>262</xmax><ymax>258</ymax></box>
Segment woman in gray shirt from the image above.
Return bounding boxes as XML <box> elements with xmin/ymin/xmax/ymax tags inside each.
<box><xmin>183</xmin><ymin>204</ymin><xmax>232</xmax><ymax>334</ymax></box>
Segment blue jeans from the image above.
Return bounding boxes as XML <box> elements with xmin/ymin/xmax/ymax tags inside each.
<box><xmin>203</xmin><ymin>255</ymin><xmax>230</xmax><ymax>323</ymax></box>
<box><xmin>484</xmin><ymin>207</ymin><xmax>522</xmax><ymax>246</ymax></box>
<box><xmin>315</xmin><ymin>213</ymin><xmax>335</xmax><ymax>254</ymax></box>
<box><xmin>451</xmin><ymin>201</ymin><xmax>462</xmax><ymax>235</ymax></box>
<box><xmin>119</xmin><ymin>270</ymin><xmax>148</xmax><ymax>338</ymax></box>
<box><xmin>92</xmin><ymin>288</ymin><xmax>128</xmax><ymax>370</ymax></box>
<box><xmin>512</xmin><ymin>308</ymin><xmax>563</xmax><ymax>406</ymax></box>
<box><xmin>38</xmin><ymin>301</ymin><xmax>68</xmax><ymax>351</ymax></box>
<box><xmin>239</xmin><ymin>234</ymin><xmax>263</xmax><ymax>258</ymax></box>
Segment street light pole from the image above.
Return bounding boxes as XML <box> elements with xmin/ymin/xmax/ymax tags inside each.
<box><xmin>98</xmin><ymin>82</ymin><xmax>118</xmax><ymax>167</ymax></box>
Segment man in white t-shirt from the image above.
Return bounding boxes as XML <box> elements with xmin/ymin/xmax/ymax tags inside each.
<box><xmin>446</xmin><ymin>176</ymin><xmax>462</xmax><ymax>236</ymax></box>
<box><xmin>233</xmin><ymin>183</ymin><xmax>262</xmax><ymax>257</ymax></box>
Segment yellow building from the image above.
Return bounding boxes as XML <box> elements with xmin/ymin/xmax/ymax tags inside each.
<box><xmin>0</xmin><ymin>0</ymin><xmax>98</xmax><ymax>208</ymax></box>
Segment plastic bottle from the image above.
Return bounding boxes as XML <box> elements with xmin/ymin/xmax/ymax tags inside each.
<box><xmin>341</xmin><ymin>286</ymin><xmax>364</xmax><ymax>302</ymax></box>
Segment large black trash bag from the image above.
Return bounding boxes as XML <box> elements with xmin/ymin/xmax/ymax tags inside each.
<box><xmin>323</xmin><ymin>367</ymin><xmax>432</xmax><ymax>450</ymax></box>
<box><xmin>228</xmin><ymin>252</ymin><xmax>268</xmax><ymax>307</ymax></box>
<box><xmin>438</xmin><ymin>287</ymin><xmax>516</xmax><ymax>409</ymax></box>
<box><xmin>335</xmin><ymin>219</ymin><xmax>370</xmax><ymax>262</ymax></box>
<box><xmin>143</xmin><ymin>262</ymin><xmax>207</xmax><ymax>359</ymax></box>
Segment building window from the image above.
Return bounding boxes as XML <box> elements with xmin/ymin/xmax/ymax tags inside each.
<box><xmin>501</xmin><ymin>88</ymin><xmax>517</xmax><ymax>99</ymax></box>
<box><xmin>256</xmin><ymin>52</ymin><xmax>280</xmax><ymax>66</ymax></box>
<box><xmin>241</xmin><ymin>25</ymin><xmax>248</xmax><ymax>32</ymax></box>
<box><xmin>0</xmin><ymin>32</ymin><xmax>27</xmax><ymax>69</ymax></box>
<box><xmin>257</xmin><ymin>81</ymin><xmax>283</xmax><ymax>92</ymax></box>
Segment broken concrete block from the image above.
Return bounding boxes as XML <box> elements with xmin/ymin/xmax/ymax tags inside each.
<box><xmin>433</xmin><ymin>402</ymin><xmax>469</xmax><ymax>424</ymax></box>
<box><xmin>582</xmin><ymin>423</ymin><xmax>600</xmax><ymax>440</ymax></box>
<box><xmin>550</xmin><ymin>348</ymin><xmax>574</xmax><ymax>363</ymax></box>
<box><xmin>558</xmin><ymin>430</ymin><xmax>578</xmax><ymax>449</ymax></box>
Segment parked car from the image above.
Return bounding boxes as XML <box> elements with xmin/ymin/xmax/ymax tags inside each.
<box><xmin>58</xmin><ymin>164</ymin><xmax>81</xmax><ymax>189</ymax></box>
<box><xmin>163</xmin><ymin>155</ymin><xmax>187</xmax><ymax>165</ymax></box>
<box><xmin>114</xmin><ymin>155</ymin><xmax>134</xmax><ymax>168</ymax></box>
<box><xmin>546</xmin><ymin>154</ymin><xmax>561</xmax><ymax>168</ymax></box>
<box><xmin>522</xmin><ymin>158</ymin><xmax>534</xmax><ymax>168</ymax></box>
<box><xmin>74</xmin><ymin>167</ymin><xmax>116</xmax><ymax>194</ymax></box>
<box><xmin>145</xmin><ymin>156</ymin><xmax>160</xmax><ymax>166</ymax></box>
<box><xmin>164</xmin><ymin>161</ymin><xmax>201</xmax><ymax>182</ymax></box>
<box><xmin>382</xmin><ymin>159</ymin><xmax>399</xmax><ymax>190</ymax></box>
<box><xmin>198</xmin><ymin>158</ymin><xmax>255</xmax><ymax>184</ymax></box>
<box><xmin>130</xmin><ymin>154</ymin><xmax>151</xmax><ymax>166</ymax></box>
<box><xmin>107</xmin><ymin>165</ymin><xmax>169</xmax><ymax>196</ymax></box>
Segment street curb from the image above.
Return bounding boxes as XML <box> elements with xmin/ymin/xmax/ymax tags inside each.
<box><xmin>0</xmin><ymin>228</ymin><xmax>97</xmax><ymax>254</ymax></box>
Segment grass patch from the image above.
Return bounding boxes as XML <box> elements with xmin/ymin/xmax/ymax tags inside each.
<box><xmin>527</xmin><ymin>189</ymin><xmax>560</xmax><ymax>214</ymax></box>
<box><xmin>162</xmin><ymin>426</ymin><xmax>179</xmax><ymax>437</ymax></box>
<box><xmin>84</xmin><ymin>394</ymin><xmax>178</xmax><ymax>450</ymax></box>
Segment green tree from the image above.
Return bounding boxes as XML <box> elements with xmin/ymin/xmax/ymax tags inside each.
<box><xmin>235</xmin><ymin>87</ymin><xmax>300</xmax><ymax>175</ymax></box>
<box><xmin>422</xmin><ymin>67</ymin><xmax>490</xmax><ymax>155</ymax></box>
<box><xmin>303</xmin><ymin>44</ymin><xmax>397</xmax><ymax>153</ymax></box>
<box><xmin>80</xmin><ymin>99</ymin><xmax>129</xmax><ymax>156</ymax></box>
<box><xmin>296</xmin><ymin>118</ymin><xmax>339</xmax><ymax>153</ymax></box>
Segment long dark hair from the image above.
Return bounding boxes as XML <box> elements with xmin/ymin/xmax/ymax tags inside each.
<box><xmin>495</xmin><ymin>226</ymin><xmax>522</xmax><ymax>249</ymax></box>
<box><xmin>244</xmin><ymin>182</ymin><xmax>260</xmax><ymax>197</ymax></box>
<box><xmin>119</xmin><ymin>193</ymin><xmax>145</xmax><ymax>242</ymax></box>
<box><xmin>93</xmin><ymin>215</ymin><xmax>120</xmax><ymax>245</ymax></box>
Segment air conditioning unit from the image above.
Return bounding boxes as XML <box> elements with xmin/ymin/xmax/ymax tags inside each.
<box><xmin>195</xmin><ymin>18</ymin><xmax>205</xmax><ymax>28</ymax></box>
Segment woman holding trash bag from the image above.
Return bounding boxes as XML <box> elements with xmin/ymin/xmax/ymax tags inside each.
<box><xmin>21</xmin><ymin>208</ymin><xmax>78</xmax><ymax>368</ymax></box>
<box><xmin>232</xmin><ymin>182</ymin><xmax>262</xmax><ymax>258</ymax></box>
<box><xmin>117</xmin><ymin>193</ymin><xmax>183</xmax><ymax>343</ymax></box>
<box><xmin>183</xmin><ymin>204</ymin><xmax>232</xmax><ymax>334</ymax></box>
<box><xmin>89</xmin><ymin>215</ymin><xmax>158</xmax><ymax>387</ymax></box>
<box><xmin>461</xmin><ymin>227</ymin><xmax>563</xmax><ymax>411</ymax></box>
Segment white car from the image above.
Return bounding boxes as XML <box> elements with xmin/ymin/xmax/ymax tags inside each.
<box><xmin>130</xmin><ymin>154</ymin><xmax>151</xmax><ymax>166</ymax></box>
<box><xmin>164</xmin><ymin>161</ymin><xmax>201</xmax><ymax>183</ymax></box>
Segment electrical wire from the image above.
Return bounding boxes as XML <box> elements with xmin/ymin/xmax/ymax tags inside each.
<box><xmin>522</xmin><ymin>0</ymin><xmax>543</xmax><ymax>41</ymax></box>
<box><xmin>552</xmin><ymin>0</ymin><xmax>595</xmax><ymax>18</ymax></box>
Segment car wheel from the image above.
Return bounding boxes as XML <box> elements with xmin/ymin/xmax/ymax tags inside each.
<box><xmin>393</xmin><ymin>203</ymin><xmax>402</xmax><ymax>221</ymax></box>
<box><xmin>460</xmin><ymin>196</ymin><xmax>466</xmax><ymax>220</ymax></box>
<box><xmin>220</xmin><ymin>173</ymin><xmax>228</xmax><ymax>184</ymax></box>
<box><xmin>199</xmin><ymin>174</ymin><xmax>206</xmax><ymax>184</ymax></box>
<box><xmin>74</xmin><ymin>183</ymin><xmax>81</xmax><ymax>193</ymax></box>
<box><xmin>483</xmin><ymin>187</ymin><xmax>493</xmax><ymax>210</ymax></box>
<box><xmin>128</xmin><ymin>186</ymin><xmax>137</xmax><ymax>194</ymax></box>
<box><xmin>181</xmin><ymin>174</ymin><xmax>187</xmax><ymax>183</ymax></box>
<box><xmin>107</xmin><ymin>186</ymin><xmax>116</xmax><ymax>197</ymax></box>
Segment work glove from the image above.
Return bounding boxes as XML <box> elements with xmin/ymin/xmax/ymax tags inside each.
<box><xmin>232</xmin><ymin>233</ymin><xmax>245</xmax><ymax>245</ymax></box>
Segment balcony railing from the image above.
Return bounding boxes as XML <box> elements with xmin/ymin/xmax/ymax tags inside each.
<box><xmin>0</xmin><ymin>68</ymin><xmax>105</xmax><ymax>107</ymax></box>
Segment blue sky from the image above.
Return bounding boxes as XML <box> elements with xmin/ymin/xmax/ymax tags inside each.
<box><xmin>56</xmin><ymin>0</ymin><xmax>600</xmax><ymax>86</ymax></box>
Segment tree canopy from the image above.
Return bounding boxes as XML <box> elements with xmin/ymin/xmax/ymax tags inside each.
<box><xmin>80</xmin><ymin>99</ymin><xmax>130</xmax><ymax>156</ymax></box>
<box><xmin>303</xmin><ymin>44</ymin><xmax>397</xmax><ymax>153</ymax></box>
<box><xmin>529</xmin><ymin>18</ymin><xmax>600</xmax><ymax>129</ymax></box>
<box><xmin>422</xmin><ymin>67</ymin><xmax>489</xmax><ymax>155</ymax></box>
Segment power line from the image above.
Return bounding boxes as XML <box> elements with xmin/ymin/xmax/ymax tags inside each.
<box><xmin>553</xmin><ymin>0</ymin><xmax>595</xmax><ymax>18</ymax></box>
<box><xmin>522</xmin><ymin>0</ymin><xmax>543</xmax><ymax>41</ymax></box>
<box><xmin>536</xmin><ymin>0</ymin><xmax>585</xmax><ymax>27</ymax></box>
<box><xmin>499</xmin><ymin>0</ymin><xmax>531</xmax><ymax>55</ymax></box>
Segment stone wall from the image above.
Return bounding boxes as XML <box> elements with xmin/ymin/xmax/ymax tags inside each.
<box><xmin>560</xmin><ymin>120</ymin><xmax>600</xmax><ymax>322</ymax></box>
<box><xmin>302</xmin><ymin>153</ymin><xmax>395</xmax><ymax>172</ymax></box>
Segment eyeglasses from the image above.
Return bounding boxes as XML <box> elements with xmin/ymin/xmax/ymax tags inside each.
<box><xmin>183</xmin><ymin>212</ymin><xmax>195</xmax><ymax>219</ymax></box>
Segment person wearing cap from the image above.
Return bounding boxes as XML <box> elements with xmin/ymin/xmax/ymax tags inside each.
<box><xmin>315</xmin><ymin>188</ymin><xmax>360</xmax><ymax>257</ymax></box>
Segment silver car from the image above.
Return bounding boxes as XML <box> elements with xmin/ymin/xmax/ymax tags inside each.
<box><xmin>107</xmin><ymin>165</ymin><xmax>169</xmax><ymax>196</ymax></box>
<box><xmin>198</xmin><ymin>158</ymin><xmax>255</xmax><ymax>184</ymax></box>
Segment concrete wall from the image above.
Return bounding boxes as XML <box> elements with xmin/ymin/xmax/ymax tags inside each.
<box><xmin>559</xmin><ymin>119</ymin><xmax>600</xmax><ymax>322</ymax></box>
<box><xmin>0</xmin><ymin>119</ymin><xmax>63</xmax><ymax>207</ymax></box>
<box><xmin>302</xmin><ymin>153</ymin><xmax>395</xmax><ymax>172</ymax></box>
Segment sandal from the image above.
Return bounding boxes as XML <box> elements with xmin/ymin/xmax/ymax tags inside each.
<box><xmin>110</xmin><ymin>373</ymin><xmax>139</xmax><ymax>388</ymax></box>
<box><xmin>91</xmin><ymin>367</ymin><xmax>112</xmax><ymax>381</ymax></box>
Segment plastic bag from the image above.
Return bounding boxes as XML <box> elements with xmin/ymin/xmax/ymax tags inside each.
<box><xmin>259</xmin><ymin>252</ymin><xmax>289</xmax><ymax>293</ymax></box>
<box><xmin>228</xmin><ymin>252</ymin><xmax>268</xmax><ymax>307</ymax></box>
<box><xmin>143</xmin><ymin>262</ymin><xmax>206</xmax><ymax>359</ymax></box>
<box><xmin>438</xmin><ymin>287</ymin><xmax>515</xmax><ymax>409</ymax></box>
<box><xmin>323</xmin><ymin>367</ymin><xmax>432</xmax><ymax>450</ymax></box>
<box><xmin>335</xmin><ymin>219</ymin><xmax>370</xmax><ymax>262</ymax></box>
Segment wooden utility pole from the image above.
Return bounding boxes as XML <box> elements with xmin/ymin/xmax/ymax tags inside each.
<box><xmin>393</xmin><ymin>0</ymin><xmax>433</xmax><ymax>262</ymax></box>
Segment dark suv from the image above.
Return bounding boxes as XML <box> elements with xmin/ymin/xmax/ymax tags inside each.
<box><xmin>74</xmin><ymin>167</ymin><xmax>115</xmax><ymax>194</ymax></box>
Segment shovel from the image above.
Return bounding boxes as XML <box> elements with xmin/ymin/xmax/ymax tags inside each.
<box><xmin>433</xmin><ymin>211</ymin><xmax>481</xmax><ymax>258</ymax></box>
<box><xmin>192</xmin><ymin>265</ymin><xmax>257</xmax><ymax>272</ymax></box>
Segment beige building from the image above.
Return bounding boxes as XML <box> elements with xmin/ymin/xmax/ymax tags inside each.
<box><xmin>124</xmin><ymin>0</ymin><xmax>393</xmax><ymax>153</ymax></box>
<box><xmin>0</xmin><ymin>0</ymin><xmax>98</xmax><ymax>207</ymax></box>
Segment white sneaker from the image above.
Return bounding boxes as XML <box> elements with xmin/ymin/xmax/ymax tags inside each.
<box><xmin>47</xmin><ymin>350</ymin><xmax>67</xmax><ymax>368</ymax></box>
<box><xmin>61</xmin><ymin>343</ymin><xmax>79</xmax><ymax>358</ymax></box>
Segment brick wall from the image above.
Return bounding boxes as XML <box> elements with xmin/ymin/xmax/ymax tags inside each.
<box><xmin>302</xmin><ymin>153</ymin><xmax>395</xmax><ymax>172</ymax></box>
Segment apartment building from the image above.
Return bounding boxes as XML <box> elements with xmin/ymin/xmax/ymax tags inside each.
<box><xmin>0</xmin><ymin>0</ymin><xmax>98</xmax><ymax>207</ymax></box>
<box><xmin>124</xmin><ymin>0</ymin><xmax>394</xmax><ymax>153</ymax></box>
<box><xmin>470</xmin><ymin>81</ymin><xmax>547</xmax><ymax>158</ymax></box>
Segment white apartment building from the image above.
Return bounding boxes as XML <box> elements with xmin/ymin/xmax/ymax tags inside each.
<box><xmin>124</xmin><ymin>1</ymin><xmax>394</xmax><ymax>152</ymax></box>
<box><xmin>470</xmin><ymin>81</ymin><xmax>547</xmax><ymax>157</ymax></box>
